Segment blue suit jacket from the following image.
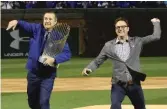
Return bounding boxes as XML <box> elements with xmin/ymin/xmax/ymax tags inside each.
<box><xmin>18</xmin><ymin>20</ymin><xmax>71</xmax><ymax>71</ymax></box>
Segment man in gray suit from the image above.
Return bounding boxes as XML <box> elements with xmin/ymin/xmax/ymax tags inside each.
<box><xmin>82</xmin><ymin>17</ymin><xmax>161</xmax><ymax>109</ymax></box>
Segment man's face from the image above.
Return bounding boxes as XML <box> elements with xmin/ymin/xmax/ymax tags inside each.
<box><xmin>115</xmin><ymin>20</ymin><xmax>129</xmax><ymax>38</ymax></box>
<box><xmin>43</xmin><ymin>13</ymin><xmax>57</xmax><ymax>30</ymax></box>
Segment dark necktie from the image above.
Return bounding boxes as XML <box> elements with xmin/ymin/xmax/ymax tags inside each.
<box><xmin>41</xmin><ymin>32</ymin><xmax>50</xmax><ymax>54</ymax></box>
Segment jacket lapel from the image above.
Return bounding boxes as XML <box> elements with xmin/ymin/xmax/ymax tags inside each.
<box><xmin>127</xmin><ymin>36</ymin><xmax>135</xmax><ymax>60</ymax></box>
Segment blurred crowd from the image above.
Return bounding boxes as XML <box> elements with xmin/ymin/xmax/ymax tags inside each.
<box><xmin>1</xmin><ymin>1</ymin><xmax>167</xmax><ymax>9</ymax></box>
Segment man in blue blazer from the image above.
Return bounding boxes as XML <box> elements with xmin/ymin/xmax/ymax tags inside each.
<box><xmin>6</xmin><ymin>11</ymin><xmax>71</xmax><ymax>109</ymax></box>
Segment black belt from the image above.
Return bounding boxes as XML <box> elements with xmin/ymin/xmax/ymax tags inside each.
<box><xmin>117</xmin><ymin>80</ymin><xmax>133</xmax><ymax>87</ymax></box>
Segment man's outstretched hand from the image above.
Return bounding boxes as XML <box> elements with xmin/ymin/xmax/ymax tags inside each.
<box><xmin>151</xmin><ymin>18</ymin><xmax>160</xmax><ymax>23</ymax></box>
<box><xmin>6</xmin><ymin>20</ymin><xmax>18</xmax><ymax>31</ymax></box>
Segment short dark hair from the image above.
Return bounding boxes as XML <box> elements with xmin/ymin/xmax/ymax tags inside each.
<box><xmin>114</xmin><ymin>17</ymin><xmax>129</xmax><ymax>26</ymax></box>
<box><xmin>43</xmin><ymin>11</ymin><xmax>57</xmax><ymax>20</ymax></box>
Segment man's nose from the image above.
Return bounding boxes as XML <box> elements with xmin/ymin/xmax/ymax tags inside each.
<box><xmin>118</xmin><ymin>28</ymin><xmax>123</xmax><ymax>32</ymax></box>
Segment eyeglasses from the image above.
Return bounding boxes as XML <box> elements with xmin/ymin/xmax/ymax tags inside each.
<box><xmin>115</xmin><ymin>25</ymin><xmax>128</xmax><ymax>29</ymax></box>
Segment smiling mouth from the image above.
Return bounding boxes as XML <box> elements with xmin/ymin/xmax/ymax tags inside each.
<box><xmin>45</xmin><ymin>23</ymin><xmax>51</xmax><ymax>25</ymax></box>
<box><xmin>119</xmin><ymin>32</ymin><xmax>124</xmax><ymax>34</ymax></box>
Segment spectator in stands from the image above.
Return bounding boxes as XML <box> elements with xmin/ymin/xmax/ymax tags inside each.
<box><xmin>116</xmin><ymin>1</ymin><xmax>130</xmax><ymax>8</ymax></box>
<box><xmin>46</xmin><ymin>1</ymin><xmax>56</xmax><ymax>8</ymax></box>
<box><xmin>108</xmin><ymin>1</ymin><xmax>116</xmax><ymax>8</ymax></box>
<box><xmin>129</xmin><ymin>1</ymin><xmax>137</xmax><ymax>8</ymax></box>
<box><xmin>1</xmin><ymin>1</ymin><xmax>167</xmax><ymax>9</ymax></box>
<box><xmin>156</xmin><ymin>1</ymin><xmax>166</xmax><ymax>8</ymax></box>
<box><xmin>87</xmin><ymin>1</ymin><xmax>93</xmax><ymax>8</ymax></box>
<box><xmin>1</xmin><ymin>1</ymin><xmax>13</xmax><ymax>9</ymax></box>
<box><xmin>102</xmin><ymin>1</ymin><xmax>109</xmax><ymax>8</ymax></box>
<box><xmin>55</xmin><ymin>2</ymin><xmax>63</xmax><ymax>9</ymax></box>
<box><xmin>82</xmin><ymin>1</ymin><xmax>88</xmax><ymax>8</ymax></box>
<box><xmin>97</xmin><ymin>1</ymin><xmax>102</xmax><ymax>8</ymax></box>
<box><xmin>25</xmin><ymin>1</ymin><xmax>37</xmax><ymax>9</ymax></box>
<box><xmin>12</xmin><ymin>1</ymin><xmax>20</xmax><ymax>9</ymax></box>
<box><xmin>92</xmin><ymin>1</ymin><xmax>98</xmax><ymax>8</ymax></box>
<box><xmin>67</xmin><ymin>1</ymin><xmax>76</xmax><ymax>8</ymax></box>
<box><xmin>61</xmin><ymin>1</ymin><xmax>71</xmax><ymax>8</ymax></box>
<box><xmin>76</xmin><ymin>1</ymin><xmax>83</xmax><ymax>8</ymax></box>
<box><xmin>17</xmin><ymin>1</ymin><xmax>26</xmax><ymax>9</ymax></box>
<box><xmin>164</xmin><ymin>1</ymin><xmax>167</xmax><ymax>7</ymax></box>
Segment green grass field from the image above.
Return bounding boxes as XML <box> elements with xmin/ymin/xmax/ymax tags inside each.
<box><xmin>2</xmin><ymin>89</ymin><xmax>167</xmax><ymax>109</ymax></box>
<box><xmin>1</xmin><ymin>57</ymin><xmax>167</xmax><ymax>109</ymax></box>
<box><xmin>1</xmin><ymin>57</ymin><xmax>167</xmax><ymax>78</ymax></box>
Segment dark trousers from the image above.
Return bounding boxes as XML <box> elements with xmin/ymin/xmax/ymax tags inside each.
<box><xmin>27</xmin><ymin>70</ymin><xmax>56</xmax><ymax>109</ymax></box>
<box><xmin>111</xmin><ymin>82</ymin><xmax>145</xmax><ymax>109</ymax></box>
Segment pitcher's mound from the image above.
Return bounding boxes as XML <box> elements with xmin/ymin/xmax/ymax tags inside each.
<box><xmin>74</xmin><ymin>105</ymin><xmax>167</xmax><ymax>109</ymax></box>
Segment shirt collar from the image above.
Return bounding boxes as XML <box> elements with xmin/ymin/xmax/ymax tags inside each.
<box><xmin>116</xmin><ymin>37</ymin><xmax>129</xmax><ymax>44</ymax></box>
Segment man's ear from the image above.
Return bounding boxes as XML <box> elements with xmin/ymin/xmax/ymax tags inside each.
<box><xmin>54</xmin><ymin>20</ymin><xmax>57</xmax><ymax>25</ymax></box>
<box><xmin>127</xmin><ymin>27</ymin><xmax>129</xmax><ymax>32</ymax></box>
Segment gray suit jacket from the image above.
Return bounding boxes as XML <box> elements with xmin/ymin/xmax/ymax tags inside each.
<box><xmin>86</xmin><ymin>22</ymin><xmax>161</xmax><ymax>84</ymax></box>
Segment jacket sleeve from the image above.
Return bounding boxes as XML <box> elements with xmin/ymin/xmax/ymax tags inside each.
<box><xmin>54</xmin><ymin>43</ymin><xmax>71</xmax><ymax>64</ymax></box>
<box><xmin>86</xmin><ymin>43</ymin><xmax>108</xmax><ymax>72</ymax></box>
<box><xmin>141</xmin><ymin>22</ymin><xmax>161</xmax><ymax>44</ymax></box>
<box><xmin>17</xmin><ymin>20</ymin><xmax>38</xmax><ymax>35</ymax></box>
